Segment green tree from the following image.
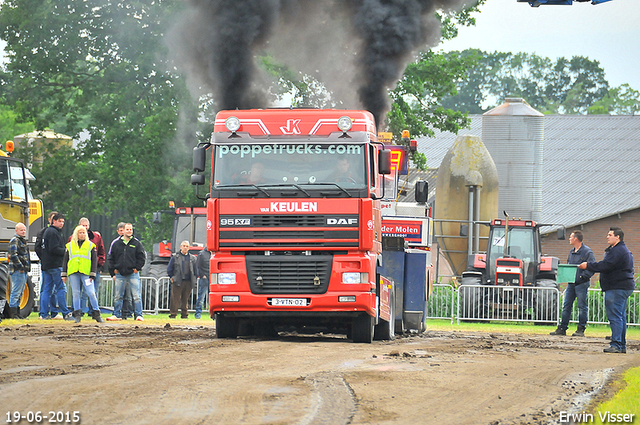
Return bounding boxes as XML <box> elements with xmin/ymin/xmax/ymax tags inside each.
<box><xmin>588</xmin><ymin>84</ymin><xmax>640</xmax><ymax>115</ymax></box>
<box><xmin>0</xmin><ymin>0</ymin><xmax>205</xmax><ymax>245</ymax></box>
<box><xmin>441</xmin><ymin>50</ymin><xmax>612</xmax><ymax>114</ymax></box>
<box><xmin>0</xmin><ymin>104</ymin><xmax>34</xmax><ymax>145</ymax></box>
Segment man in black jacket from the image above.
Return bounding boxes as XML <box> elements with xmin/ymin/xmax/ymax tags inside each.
<box><xmin>38</xmin><ymin>213</ymin><xmax>73</xmax><ymax>320</ymax></box>
<box><xmin>579</xmin><ymin>227</ymin><xmax>635</xmax><ymax>353</ymax></box>
<box><xmin>106</xmin><ymin>223</ymin><xmax>146</xmax><ymax>321</ymax></box>
<box><xmin>194</xmin><ymin>247</ymin><xmax>211</xmax><ymax>319</ymax></box>
<box><xmin>167</xmin><ymin>241</ymin><xmax>197</xmax><ymax>319</ymax></box>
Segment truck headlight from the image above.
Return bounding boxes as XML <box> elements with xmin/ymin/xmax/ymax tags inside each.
<box><xmin>212</xmin><ymin>273</ymin><xmax>236</xmax><ymax>285</ymax></box>
<box><xmin>342</xmin><ymin>272</ymin><xmax>368</xmax><ymax>284</ymax></box>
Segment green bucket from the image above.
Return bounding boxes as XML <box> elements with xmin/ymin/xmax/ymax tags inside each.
<box><xmin>557</xmin><ymin>264</ymin><xmax>578</xmax><ymax>283</ymax></box>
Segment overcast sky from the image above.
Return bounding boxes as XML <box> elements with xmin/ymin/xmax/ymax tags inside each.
<box><xmin>1</xmin><ymin>0</ymin><xmax>637</xmax><ymax>91</ymax></box>
<box><xmin>439</xmin><ymin>0</ymin><xmax>640</xmax><ymax>90</ymax></box>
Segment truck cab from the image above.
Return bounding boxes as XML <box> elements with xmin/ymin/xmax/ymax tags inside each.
<box><xmin>192</xmin><ymin>109</ymin><xmax>396</xmax><ymax>342</ymax></box>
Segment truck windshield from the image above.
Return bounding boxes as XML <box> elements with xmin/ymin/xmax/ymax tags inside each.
<box><xmin>0</xmin><ymin>159</ymin><xmax>28</xmax><ymax>203</ymax></box>
<box><xmin>174</xmin><ymin>215</ymin><xmax>207</xmax><ymax>247</ymax></box>
<box><xmin>491</xmin><ymin>227</ymin><xmax>535</xmax><ymax>261</ymax></box>
<box><xmin>212</xmin><ymin>143</ymin><xmax>367</xmax><ymax>188</ymax></box>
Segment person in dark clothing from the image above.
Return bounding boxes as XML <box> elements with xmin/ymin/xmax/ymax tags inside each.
<box><xmin>579</xmin><ymin>227</ymin><xmax>635</xmax><ymax>353</ymax></box>
<box><xmin>108</xmin><ymin>222</ymin><xmax>134</xmax><ymax>319</ymax></box>
<box><xmin>38</xmin><ymin>213</ymin><xmax>73</xmax><ymax>320</ymax></box>
<box><xmin>550</xmin><ymin>230</ymin><xmax>595</xmax><ymax>337</ymax></box>
<box><xmin>194</xmin><ymin>247</ymin><xmax>211</xmax><ymax>319</ymax></box>
<box><xmin>8</xmin><ymin>222</ymin><xmax>30</xmax><ymax>319</ymax></box>
<box><xmin>167</xmin><ymin>241</ymin><xmax>197</xmax><ymax>319</ymax></box>
<box><xmin>106</xmin><ymin>223</ymin><xmax>146</xmax><ymax>321</ymax></box>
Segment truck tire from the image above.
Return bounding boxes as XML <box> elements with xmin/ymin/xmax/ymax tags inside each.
<box><xmin>374</xmin><ymin>292</ymin><xmax>395</xmax><ymax>341</ymax></box>
<box><xmin>459</xmin><ymin>276</ymin><xmax>486</xmax><ymax>320</ymax></box>
<box><xmin>534</xmin><ymin>279</ymin><xmax>559</xmax><ymax>324</ymax></box>
<box><xmin>351</xmin><ymin>313</ymin><xmax>374</xmax><ymax>343</ymax></box>
<box><xmin>215</xmin><ymin>313</ymin><xmax>239</xmax><ymax>339</ymax></box>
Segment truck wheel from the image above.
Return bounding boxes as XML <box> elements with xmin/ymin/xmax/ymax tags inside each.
<box><xmin>17</xmin><ymin>276</ymin><xmax>35</xmax><ymax>318</ymax></box>
<box><xmin>351</xmin><ymin>313</ymin><xmax>374</xmax><ymax>343</ymax></box>
<box><xmin>534</xmin><ymin>279</ymin><xmax>559</xmax><ymax>324</ymax></box>
<box><xmin>459</xmin><ymin>276</ymin><xmax>486</xmax><ymax>320</ymax></box>
<box><xmin>374</xmin><ymin>292</ymin><xmax>395</xmax><ymax>341</ymax></box>
<box><xmin>215</xmin><ymin>313</ymin><xmax>239</xmax><ymax>339</ymax></box>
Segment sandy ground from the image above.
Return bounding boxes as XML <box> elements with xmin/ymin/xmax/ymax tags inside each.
<box><xmin>1</xmin><ymin>322</ymin><xmax>639</xmax><ymax>425</ymax></box>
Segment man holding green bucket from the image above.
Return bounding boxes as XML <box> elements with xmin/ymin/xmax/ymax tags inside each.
<box><xmin>550</xmin><ymin>231</ymin><xmax>595</xmax><ymax>337</ymax></box>
<box><xmin>579</xmin><ymin>227</ymin><xmax>635</xmax><ymax>354</ymax></box>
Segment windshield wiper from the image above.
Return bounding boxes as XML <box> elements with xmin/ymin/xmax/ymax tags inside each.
<box><xmin>305</xmin><ymin>182</ymin><xmax>352</xmax><ymax>197</ymax></box>
<box><xmin>215</xmin><ymin>184</ymin><xmax>271</xmax><ymax>197</ymax></box>
<box><xmin>257</xmin><ymin>183</ymin><xmax>312</xmax><ymax>197</ymax></box>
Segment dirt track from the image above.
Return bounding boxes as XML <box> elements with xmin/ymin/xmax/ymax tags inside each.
<box><xmin>1</xmin><ymin>322</ymin><xmax>639</xmax><ymax>425</ymax></box>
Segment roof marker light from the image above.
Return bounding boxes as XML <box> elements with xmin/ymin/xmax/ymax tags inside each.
<box><xmin>225</xmin><ymin>116</ymin><xmax>241</xmax><ymax>132</ymax></box>
<box><xmin>337</xmin><ymin>116</ymin><xmax>353</xmax><ymax>132</ymax></box>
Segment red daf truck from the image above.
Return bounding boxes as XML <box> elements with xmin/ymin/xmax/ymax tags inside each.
<box><xmin>191</xmin><ymin>109</ymin><xmax>401</xmax><ymax>342</ymax></box>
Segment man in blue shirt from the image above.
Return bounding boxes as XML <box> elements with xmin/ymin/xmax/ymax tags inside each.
<box><xmin>550</xmin><ymin>230</ymin><xmax>595</xmax><ymax>337</ymax></box>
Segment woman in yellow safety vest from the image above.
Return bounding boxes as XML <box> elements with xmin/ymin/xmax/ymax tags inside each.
<box><xmin>62</xmin><ymin>225</ymin><xmax>102</xmax><ymax>323</ymax></box>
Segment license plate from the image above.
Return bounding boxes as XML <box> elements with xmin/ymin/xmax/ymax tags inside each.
<box><xmin>271</xmin><ymin>298</ymin><xmax>308</xmax><ymax>307</ymax></box>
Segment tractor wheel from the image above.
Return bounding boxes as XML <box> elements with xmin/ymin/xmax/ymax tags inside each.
<box><xmin>351</xmin><ymin>313</ymin><xmax>375</xmax><ymax>343</ymax></box>
<box><xmin>374</xmin><ymin>292</ymin><xmax>395</xmax><ymax>341</ymax></box>
<box><xmin>0</xmin><ymin>263</ymin><xmax>10</xmax><ymax>318</ymax></box>
<box><xmin>215</xmin><ymin>313</ymin><xmax>239</xmax><ymax>339</ymax></box>
<box><xmin>534</xmin><ymin>279</ymin><xmax>559</xmax><ymax>324</ymax></box>
<box><xmin>17</xmin><ymin>276</ymin><xmax>35</xmax><ymax>318</ymax></box>
<box><xmin>459</xmin><ymin>276</ymin><xmax>487</xmax><ymax>321</ymax></box>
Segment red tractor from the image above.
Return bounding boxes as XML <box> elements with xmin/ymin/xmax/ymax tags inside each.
<box><xmin>459</xmin><ymin>214</ymin><xmax>565</xmax><ymax>322</ymax></box>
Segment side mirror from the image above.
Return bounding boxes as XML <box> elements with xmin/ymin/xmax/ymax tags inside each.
<box><xmin>378</xmin><ymin>149</ymin><xmax>391</xmax><ymax>175</ymax></box>
<box><xmin>460</xmin><ymin>224</ymin><xmax>469</xmax><ymax>237</ymax></box>
<box><xmin>193</xmin><ymin>146</ymin><xmax>206</xmax><ymax>172</ymax></box>
<box><xmin>191</xmin><ymin>173</ymin><xmax>205</xmax><ymax>186</ymax></box>
<box><xmin>152</xmin><ymin>212</ymin><xmax>162</xmax><ymax>224</ymax></box>
<box><xmin>415</xmin><ymin>180</ymin><xmax>428</xmax><ymax>203</ymax></box>
<box><xmin>557</xmin><ymin>227</ymin><xmax>566</xmax><ymax>240</ymax></box>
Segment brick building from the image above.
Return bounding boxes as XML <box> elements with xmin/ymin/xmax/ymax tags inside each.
<box><xmin>542</xmin><ymin>209</ymin><xmax>640</xmax><ymax>273</ymax></box>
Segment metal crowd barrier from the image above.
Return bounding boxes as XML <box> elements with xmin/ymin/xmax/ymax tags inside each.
<box><xmin>53</xmin><ymin>275</ymin><xmax>209</xmax><ymax>316</ymax></box>
<box><xmin>427</xmin><ymin>284</ymin><xmax>456</xmax><ymax>323</ymax></box>
<box><xmin>455</xmin><ymin>285</ymin><xmax>560</xmax><ymax>324</ymax></box>
<box><xmin>425</xmin><ymin>284</ymin><xmax>639</xmax><ymax>327</ymax></box>
<box><xmin>34</xmin><ymin>274</ymin><xmax>639</xmax><ymax>326</ymax></box>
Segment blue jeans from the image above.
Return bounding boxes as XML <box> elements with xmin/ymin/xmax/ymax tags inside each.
<box><xmin>40</xmin><ymin>268</ymin><xmax>70</xmax><ymax>318</ymax></box>
<box><xmin>80</xmin><ymin>272</ymin><xmax>101</xmax><ymax>313</ymax></box>
<box><xmin>9</xmin><ymin>271</ymin><xmax>28</xmax><ymax>308</ymax></box>
<box><xmin>69</xmin><ymin>273</ymin><xmax>99</xmax><ymax>312</ymax></box>
<box><xmin>113</xmin><ymin>272</ymin><xmax>143</xmax><ymax>319</ymax></box>
<box><xmin>604</xmin><ymin>289</ymin><xmax>634</xmax><ymax>351</ymax></box>
<box><xmin>195</xmin><ymin>277</ymin><xmax>209</xmax><ymax>318</ymax></box>
<box><xmin>560</xmin><ymin>281</ymin><xmax>590</xmax><ymax>329</ymax></box>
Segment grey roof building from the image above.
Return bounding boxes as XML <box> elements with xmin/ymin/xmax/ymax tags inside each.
<box><xmin>417</xmin><ymin>114</ymin><xmax>640</xmax><ymax>233</ymax></box>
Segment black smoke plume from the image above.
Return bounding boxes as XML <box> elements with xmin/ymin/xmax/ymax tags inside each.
<box><xmin>170</xmin><ymin>0</ymin><xmax>471</xmax><ymax>127</ymax></box>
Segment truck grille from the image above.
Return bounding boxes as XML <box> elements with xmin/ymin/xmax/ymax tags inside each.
<box><xmin>245</xmin><ymin>254</ymin><xmax>333</xmax><ymax>294</ymax></box>
<box><xmin>219</xmin><ymin>214</ymin><xmax>359</xmax><ymax>249</ymax></box>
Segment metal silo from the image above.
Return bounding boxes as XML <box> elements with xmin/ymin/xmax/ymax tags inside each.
<box><xmin>482</xmin><ymin>98</ymin><xmax>544</xmax><ymax>222</ymax></box>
